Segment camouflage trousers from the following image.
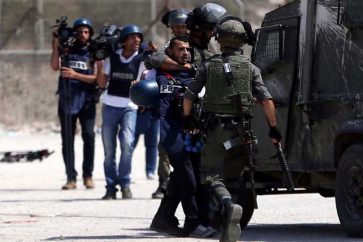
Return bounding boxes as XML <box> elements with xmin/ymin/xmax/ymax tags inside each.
<box><xmin>201</xmin><ymin>121</ymin><xmax>249</xmax><ymax>185</ymax></box>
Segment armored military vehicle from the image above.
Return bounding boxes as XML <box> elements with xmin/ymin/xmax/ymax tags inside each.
<box><xmin>243</xmin><ymin>0</ymin><xmax>363</xmax><ymax>237</ymax></box>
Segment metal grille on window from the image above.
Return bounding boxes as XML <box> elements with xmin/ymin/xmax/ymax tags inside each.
<box><xmin>253</xmin><ymin>28</ymin><xmax>284</xmax><ymax>74</ymax></box>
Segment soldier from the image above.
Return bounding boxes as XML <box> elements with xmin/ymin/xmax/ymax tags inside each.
<box><xmin>50</xmin><ymin>18</ymin><xmax>96</xmax><ymax>190</ymax></box>
<box><xmin>161</xmin><ymin>8</ymin><xmax>190</xmax><ymax>38</ymax></box>
<box><xmin>148</xmin><ymin>3</ymin><xmax>227</xmax><ymax>236</ymax></box>
<box><xmin>183</xmin><ymin>16</ymin><xmax>282</xmax><ymax>242</ymax></box>
<box><xmin>148</xmin><ymin>3</ymin><xmax>227</xmax><ymax>70</ymax></box>
<box><xmin>148</xmin><ymin>3</ymin><xmax>227</xmax><ymax>200</ymax></box>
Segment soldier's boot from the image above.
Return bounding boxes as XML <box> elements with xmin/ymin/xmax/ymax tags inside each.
<box><xmin>209</xmin><ymin>181</ymin><xmax>242</xmax><ymax>242</ymax></box>
<box><xmin>150</xmin><ymin>196</ymin><xmax>186</xmax><ymax>236</ymax></box>
<box><xmin>220</xmin><ymin>202</ymin><xmax>243</xmax><ymax>242</ymax></box>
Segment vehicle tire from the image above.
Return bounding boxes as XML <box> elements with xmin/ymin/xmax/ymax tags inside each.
<box><xmin>335</xmin><ymin>143</ymin><xmax>363</xmax><ymax>237</ymax></box>
<box><xmin>237</xmin><ymin>188</ymin><xmax>255</xmax><ymax>229</ymax></box>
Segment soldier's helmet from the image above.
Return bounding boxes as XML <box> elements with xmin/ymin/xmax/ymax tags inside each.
<box><xmin>129</xmin><ymin>78</ymin><xmax>159</xmax><ymax>108</ymax></box>
<box><xmin>215</xmin><ymin>16</ymin><xmax>247</xmax><ymax>48</ymax></box>
<box><xmin>186</xmin><ymin>3</ymin><xmax>227</xmax><ymax>31</ymax></box>
<box><xmin>161</xmin><ymin>9</ymin><xmax>190</xmax><ymax>27</ymax></box>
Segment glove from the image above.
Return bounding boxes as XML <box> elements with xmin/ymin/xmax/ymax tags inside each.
<box><xmin>269</xmin><ymin>126</ymin><xmax>282</xmax><ymax>142</ymax></box>
<box><xmin>182</xmin><ymin>115</ymin><xmax>193</xmax><ymax>130</ymax></box>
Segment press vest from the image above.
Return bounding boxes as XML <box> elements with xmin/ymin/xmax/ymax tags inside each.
<box><xmin>156</xmin><ymin>70</ymin><xmax>192</xmax><ymax>119</ymax></box>
<box><xmin>107</xmin><ymin>52</ymin><xmax>142</xmax><ymax>97</ymax></box>
<box><xmin>204</xmin><ymin>54</ymin><xmax>253</xmax><ymax>116</ymax></box>
<box><xmin>57</xmin><ymin>44</ymin><xmax>95</xmax><ymax>114</ymax></box>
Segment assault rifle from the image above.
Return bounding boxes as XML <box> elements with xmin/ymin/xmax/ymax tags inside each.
<box><xmin>222</xmin><ymin>94</ymin><xmax>258</xmax><ymax>209</ymax></box>
<box><xmin>223</xmin><ymin>119</ymin><xmax>258</xmax><ymax>209</ymax></box>
<box><xmin>243</xmin><ymin>121</ymin><xmax>258</xmax><ymax>210</ymax></box>
<box><xmin>0</xmin><ymin>149</ymin><xmax>54</xmax><ymax>163</ymax></box>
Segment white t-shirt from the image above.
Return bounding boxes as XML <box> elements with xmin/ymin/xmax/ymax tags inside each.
<box><xmin>101</xmin><ymin>49</ymin><xmax>139</xmax><ymax>109</ymax></box>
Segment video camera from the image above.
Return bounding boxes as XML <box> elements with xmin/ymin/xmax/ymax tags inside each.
<box><xmin>52</xmin><ymin>16</ymin><xmax>75</xmax><ymax>48</ymax></box>
<box><xmin>89</xmin><ymin>24</ymin><xmax>121</xmax><ymax>61</ymax></box>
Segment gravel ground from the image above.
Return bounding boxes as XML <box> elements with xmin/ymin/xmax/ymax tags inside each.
<box><xmin>0</xmin><ymin>133</ymin><xmax>361</xmax><ymax>242</ymax></box>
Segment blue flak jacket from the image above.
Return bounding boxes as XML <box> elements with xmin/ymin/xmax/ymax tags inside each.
<box><xmin>57</xmin><ymin>45</ymin><xmax>96</xmax><ymax>114</ymax></box>
<box><xmin>157</xmin><ymin>70</ymin><xmax>192</xmax><ymax>120</ymax></box>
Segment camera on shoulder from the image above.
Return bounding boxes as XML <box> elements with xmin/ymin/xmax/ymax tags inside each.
<box><xmin>89</xmin><ymin>24</ymin><xmax>121</xmax><ymax>61</ymax></box>
<box><xmin>52</xmin><ymin>16</ymin><xmax>75</xmax><ymax>48</ymax></box>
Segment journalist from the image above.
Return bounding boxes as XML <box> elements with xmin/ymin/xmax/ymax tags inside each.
<box><xmin>50</xmin><ymin>17</ymin><xmax>97</xmax><ymax>190</ymax></box>
<box><xmin>96</xmin><ymin>24</ymin><xmax>144</xmax><ymax>200</ymax></box>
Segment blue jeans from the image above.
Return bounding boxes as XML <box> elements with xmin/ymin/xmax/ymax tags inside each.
<box><xmin>102</xmin><ymin>104</ymin><xmax>137</xmax><ymax>192</ymax></box>
<box><xmin>135</xmin><ymin>110</ymin><xmax>160</xmax><ymax>175</ymax></box>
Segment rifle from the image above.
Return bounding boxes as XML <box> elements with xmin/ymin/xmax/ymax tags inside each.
<box><xmin>242</xmin><ymin>120</ymin><xmax>258</xmax><ymax>209</ymax></box>
<box><xmin>0</xmin><ymin>149</ymin><xmax>54</xmax><ymax>163</ymax></box>
<box><xmin>275</xmin><ymin>143</ymin><xmax>294</xmax><ymax>191</ymax></box>
<box><xmin>226</xmin><ymin>93</ymin><xmax>258</xmax><ymax>209</ymax></box>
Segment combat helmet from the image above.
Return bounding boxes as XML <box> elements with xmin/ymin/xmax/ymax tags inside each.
<box><xmin>161</xmin><ymin>9</ymin><xmax>190</xmax><ymax>27</ymax></box>
<box><xmin>215</xmin><ymin>16</ymin><xmax>247</xmax><ymax>48</ymax></box>
<box><xmin>186</xmin><ymin>3</ymin><xmax>227</xmax><ymax>31</ymax></box>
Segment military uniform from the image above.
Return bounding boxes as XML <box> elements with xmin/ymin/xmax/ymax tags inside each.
<box><xmin>148</xmin><ymin>3</ymin><xmax>228</xmax><ymax>238</ymax></box>
<box><xmin>184</xmin><ymin>50</ymin><xmax>272</xmax><ymax>242</ymax></box>
<box><xmin>184</xmin><ymin>48</ymin><xmax>271</xmax><ymax>181</ymax></box>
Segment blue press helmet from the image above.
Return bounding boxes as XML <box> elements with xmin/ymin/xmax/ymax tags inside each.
<box><xmin>120</xmin><ymin>24</ymin><xmax>143</xmax><ymax>43</ymax></box>
<box><xmin>73</xmin><ymin>18</ymin><xmax>94</xmax><ymax>36</ymax></box>
<box><xmin>130</xmin><ymin>78</ymin><xmax>159</xmax><ymax>108</ymax></box>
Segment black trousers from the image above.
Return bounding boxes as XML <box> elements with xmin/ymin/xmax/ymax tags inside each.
<box><xmin>58</xmin><ymin>101</ymin><xmax>96</xmax><ymax>182</ymax></box>
<box><xmin>160</xmin><ymin>117</ymin><xmax>209</xmax><ymax>228</ymax></box>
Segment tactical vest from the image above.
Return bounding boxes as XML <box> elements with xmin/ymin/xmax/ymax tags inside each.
<box><xmin>203</xmin><ymin>55</ymin><xmax>253</xmax><ymax>116</ymax></box>
<box><xmin>107</xmin><ymin>52</ymin><xmax>141</xmax><ymax>97</ymax></box>
<box><xmin>191</xmin><ymin>46</ymin><xmax>212</xmax><ymax>64</ymax></box>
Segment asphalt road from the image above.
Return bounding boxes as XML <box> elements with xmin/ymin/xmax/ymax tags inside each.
<box><xmin>0</xmin><ymin>133</ymin><xmax>361</xmax><ymax>242</ymax></box>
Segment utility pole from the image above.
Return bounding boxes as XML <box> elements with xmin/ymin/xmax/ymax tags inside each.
<box><xmin>150</xmin><ymin>0</ymin><xmax>157</xmax><ymax>42</ymax></box>
<box><xmin>34</xmin><ymin>0</ymin><xmax>44</xmax><ymax>50</ymax></box>
<box><xmin>0</xmin><ymin>0</ymin><xmax>2</xmax><ymax>49</ymax></box>
<box><xmin>234</xmin><ymin>0</ymin><xmax>245</xmax><ymax>20</ymax></box>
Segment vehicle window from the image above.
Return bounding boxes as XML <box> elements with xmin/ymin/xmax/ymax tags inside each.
<box><xmin>253</xmin><ymin>25</ymin><xmax>285</xmax><ymax>74</ymax></box>
<box><xmin>252</xmin><ymin>18</ymin><xmax>299</xmax><ymax>106</ymax></box>
<box><xmin>341</xmin><ymin>0</ymin><xmax>363</xmax><ymax>28</ymax></box>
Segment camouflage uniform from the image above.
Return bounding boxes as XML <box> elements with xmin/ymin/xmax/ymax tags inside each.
<box><xmin>185</xmin><ymin>53</ymin><xmax>271</xmax><ymax>182</ymax></box>
<box><xmin>183</xmin><ymin>16</ymin><xmax>272</xmax><ymax>242</ymax></box>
